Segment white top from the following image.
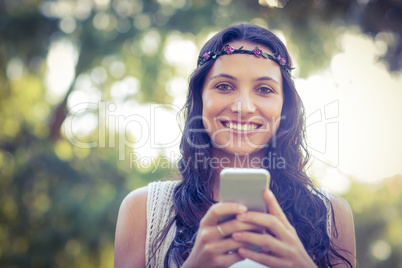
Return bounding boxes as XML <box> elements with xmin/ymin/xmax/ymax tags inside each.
<box><xmin>145</xmin><ymin>180</ymin><xmax>332</xmax><ymax>267</ymax></box>
<box><xmin>145</xmin><ymin>180</ymin><xmax>180</xmax><ymax>267</ymax></box>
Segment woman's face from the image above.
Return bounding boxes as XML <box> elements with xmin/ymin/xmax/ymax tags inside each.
<box><xmin>202</xmin><ymin>41</ymin><xmax>284</xmax><ymax>158</ymax></box>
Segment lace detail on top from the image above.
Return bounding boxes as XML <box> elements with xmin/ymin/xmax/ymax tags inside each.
<box><xmin>145</xmin><ymin>180</ymin><xmax>180</xmax><ymax>268</ymax></box>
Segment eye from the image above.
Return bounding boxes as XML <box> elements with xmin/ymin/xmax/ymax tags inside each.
<box><xmin>256</xmin><ymin>87</ymin><xmax>273</xmax><ymax>94</ymax></box>
<box><xmin>216</xmin><ymin>84</ymin><xmax>233</xmax><ymax>91</ymax></box>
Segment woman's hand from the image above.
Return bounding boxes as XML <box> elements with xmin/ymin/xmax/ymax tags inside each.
<box><xmin>232</xmin><ymin>189</ymin><xmax>317</xmax><ymax>268</ymax></box>
<box><xmin>182</xmin><ymin>202</ymin><xmax>261</xmax><ymax>268</ymax></box>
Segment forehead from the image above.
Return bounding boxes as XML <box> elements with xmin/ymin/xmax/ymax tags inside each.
<box><xmin>205</xmin><ymin>41</ymin><xmax>283</xmax><ymax>83</ymax></box>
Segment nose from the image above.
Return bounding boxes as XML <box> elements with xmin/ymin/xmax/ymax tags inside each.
<box><xmin>230</xmin><ymin>92</ymin><xmax>256</xmax><ymax>114</ymax></box>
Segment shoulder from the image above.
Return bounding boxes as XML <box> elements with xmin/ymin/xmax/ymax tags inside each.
<box><xmin>123</xmin><ymin>185</ymin><xmax>149</xmax><ymax>209</ymax></box>
<box><xmin>328</xmin><ymin>193</ymin><xmax>356</xmax><ymax>267</ymax></box>
<box><xmin>119</xmin><ymin>186</ymin><xmax>149</xmax><ymax>223</ymax></box>
<box><xmin>328</xmin><ymin>193</ymin><xmax>354</xmax><ymax>234</ymax></box>
<box><xmin>314</xmin><ymin>189</ymin><xmax>353</xmax><ymax>222</ymax></box>
<box><xmin>328</xmin><ymin>193</ymin><xmax>353</xmax><ymax>219</ymax></box>
<box><xmin>121</xmin><ymin>180</ymin><xmax>178</xmax><ymax>209</ymax></box>
<box><xmin>114</xmin><ymin>186</ymin><xmax>148</xmax><ymax>268</ymax></box>
<box><xmin>114</xmin><ymin>180</ymin><xmax>180</xmax><ymax>267</ymax></box>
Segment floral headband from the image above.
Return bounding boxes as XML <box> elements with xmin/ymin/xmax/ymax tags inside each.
<box><xmin>198</xmin><ymin>44</ymin><xmax>294</xmax><ymax>73</ymax></box>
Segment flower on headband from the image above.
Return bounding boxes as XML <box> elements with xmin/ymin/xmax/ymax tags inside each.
<box><xmin>253</xmin><ymin>46</ymin><xmax>262</xmax><ymax>57</ymax></box>
<box><xmin>224</xmin><ymin>45</ymin><xmax>235</xmax><ymax>54</ymax></box>
<box><xmin>203</xmin><ymin>52</ymin><xmax>211</xmax><ymax>60</ymax></box>
<box><xmin>278</xmin><ymin>55</ymin><xmax>286</xmax><ymax>65</ymax></box>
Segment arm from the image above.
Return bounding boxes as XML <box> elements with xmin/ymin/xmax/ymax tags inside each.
<box><xmin>329</xmin><ymin>193</ymin><xmax>356</xmax><ymax>267</ymax></box>
<box><xmin>114</xmin><ymin>186</ymin><xmax>148</xmax><ymax>268</ymax></box>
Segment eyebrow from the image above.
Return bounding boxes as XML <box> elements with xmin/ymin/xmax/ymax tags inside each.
<box><xmin>209</xmin><ymin>73</ymin><xmax>237</xmax><ymax>81</ymax></box>
<box><xmin>255</xmin><ymin>76</ymin><xmax>280</xmax><ymax>85</ymax></box>
<box><xmin>209</xmin><ymin>73</ymin><xmax>279</xmax><ymax>85</ymax></box>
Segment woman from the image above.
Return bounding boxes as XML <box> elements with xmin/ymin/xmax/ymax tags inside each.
<box><xmin>114</xmin><ymin>24</ymin><xmax>356</xmax><ymax>267</ymax></box>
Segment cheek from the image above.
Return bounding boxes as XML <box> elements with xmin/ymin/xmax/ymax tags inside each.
<box><xmin>201</xmin><ymin>93</ymin><xmax>216</xmax><ymax>128</ymax></box>
<box><xmin>202</xmin><ymin>98</ymin><xmax>212</xmax><ymax>115</ymax></box>
<box><xmin>202</xmin><ymin>92</ymin><xmax>224</xmax><ymax>117</ymax></box>
<box><xmin>260</xmin><ymin>98</ymin><xmax>283</xmax><ymax>116</ymax></box>
<box><xmin>202</xmin><ymin>103</ymin><xmax>219</xmax><ymax>131</ymax></box>
<box><xmin>275</xmin><ymin>104</ymin><xmax>284</xmax><ymax>129</ymax></box>
<box><xmin>262</xmin><ymin>101</ymin><xmax>283</xmax><ymax>129</ymax></box>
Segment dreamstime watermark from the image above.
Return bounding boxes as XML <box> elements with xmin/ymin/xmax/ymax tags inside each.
<box><xmin>64</xmin><ymin>100</ymin><xmax>340</xmax><ymax>167</ymax></box>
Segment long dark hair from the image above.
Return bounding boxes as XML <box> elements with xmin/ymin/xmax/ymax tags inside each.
<box><xmin>153</xmin><ymin>24</ymin><xmax>352</xmax><ymax>267</ymax></box>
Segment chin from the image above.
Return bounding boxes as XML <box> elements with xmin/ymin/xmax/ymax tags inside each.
<box><xmin>219</xmin><ymin>146</ymin><xmax>267</xmax><ymax>158</ymax></box>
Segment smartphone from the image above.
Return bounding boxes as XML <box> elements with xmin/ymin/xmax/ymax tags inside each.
<box><xmin>219</xmin><ymin>168</ymin><xmax>271</xmax><ymax>251</ymax></box>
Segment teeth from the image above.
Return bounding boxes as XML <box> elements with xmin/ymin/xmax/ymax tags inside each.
<box><xmin>224</xmin><ymin>122</ymin><xmax>258</xmax><ymax>131</ymax></box>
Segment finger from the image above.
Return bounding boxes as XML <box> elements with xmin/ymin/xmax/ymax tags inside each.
<box><xmin>238</xmin><ymin>247</ymin><xmax>290</xmax><ymax>268</ymax></box>
<box><xmin>232</xmin><ymin>231</ymin><xmax>288</xmax><ymax>257</ymax></box>
<box><xmin>264</xmin><ymin>189</ymin><xmax>293</xmax><ymax>229</ymax></box>
<box><xmin>201</xmin><ymin>202</ymin><xmax>247</xmax><ymax>227</ymax></box>
<box><xmin>215</xmin><ymin>252</ymin><xmax>245</xmax><ymax>267</ymax></box>
<box><xmin>197</xmin><ymin>221</ymin><xmax>258</xmax><ymax>246</ymax></box>
<box><xmin>219</xmin><ymin>219</ymin><xmax>261</xmax><ymax>238</ymax></box>
<box><xmin>236</xmin><ymin>212</ymin><xmax>290</xmax><ymax>241</ymax></box>
<box><xmin>209</xmin><ymin>238</ymin><xmax>250</xmax><ymax>255</ymax></box>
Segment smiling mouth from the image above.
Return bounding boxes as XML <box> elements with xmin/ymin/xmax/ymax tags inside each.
<box><xmin>221</xmin><ymin>121</ymin><xmax>262</xmax><ymax>131</ymax></box>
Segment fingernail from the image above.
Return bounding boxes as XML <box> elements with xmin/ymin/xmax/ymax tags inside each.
<box><xmin>233</xmin><ymin>232</ymin><xmax>242</xmax><ymax>239</ymax></box>
<box><xmin>239</xmin><ymin>204</ymin><xmax>247</xmax><ymax>212</ymax></box>
<box><xmin>238</xmin><ymin>248</ymin><xmax>247</xmax><ymax>256</ymax></box>
<box><xmin>237</xmin><ymin>212</ymin><xmax>246</xmax><ymax>220</ymax></box>
<box><xmin>267</xmin><ymin>190</ymin><xmax>274</xmax><ymax>197</ymax></box>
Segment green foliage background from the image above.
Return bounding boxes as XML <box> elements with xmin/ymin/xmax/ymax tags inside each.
<box><xmin>0</xmin><ymin>0</ymin><xmax>401</xmax><ymax>267</ymax></box>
